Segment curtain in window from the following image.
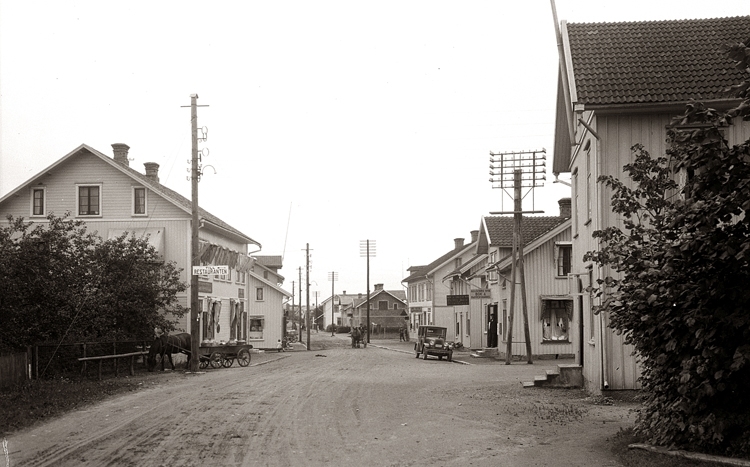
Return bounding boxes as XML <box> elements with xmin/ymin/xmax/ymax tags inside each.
<box><xmin>541</xmin><ymin>300</ymin><xmax>572</xmax><ymax>341</ymax></box>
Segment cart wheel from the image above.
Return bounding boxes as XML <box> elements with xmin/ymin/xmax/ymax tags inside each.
<box><xmin>222</xmin><ymin>357</ymin><xmax>234</xmax><ymax>368</ymax></box>
<box><xmin>237</xmin><ymin>348</ymin><xmax>251</xmax><ymax>367</ymax></box>
<box><xmin>209</xmin><ymin>352</ymin><xmax>223</xmax><ymax>369</ymax></box>
<box><xmin>199</xmin><ymin>359</ymin><xmax>208</xmax><ymax>369</ymax></box>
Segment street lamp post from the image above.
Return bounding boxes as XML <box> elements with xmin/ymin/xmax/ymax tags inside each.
<box><xmin>328</xmin><ymin>271</ymin><xmax>338</xmax><ymax>336</ymax></box>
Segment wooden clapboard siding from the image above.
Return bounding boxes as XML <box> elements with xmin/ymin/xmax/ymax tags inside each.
<box><xmin>499</xmin><ymin>227</ymin><xmax>573</xmax><ymax>358</ymax></box>
<box><xmin>246</xmin><ymin>274</ymin><xmax>284</xmax><ymax>349</ymax></box>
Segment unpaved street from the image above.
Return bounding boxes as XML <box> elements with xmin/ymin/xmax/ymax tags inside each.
<box><xmin>7</xmin><ymin>336</ymin><xmax>636</xmax><ymax>466</ymax></box>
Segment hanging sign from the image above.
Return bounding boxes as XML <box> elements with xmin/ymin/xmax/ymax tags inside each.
<box><xmin>471</xmin><ymin>289</ymin><xmax>492</xmax><ymax>299</ymax></box>
<box><xmin>193</xmin><ymin>265</ymin><xmax>229</xmax><ymax>276</ymax></box>
<box><xmin>447</xmin><ymin>294</ymin><xmax>470</xmax><ymax>306</ymax></box>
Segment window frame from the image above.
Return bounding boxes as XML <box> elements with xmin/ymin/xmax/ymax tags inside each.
<box><xmin>555</xmin><ymin>242</ymin><xmax>573</xmax><ymax>278</ymax></box>
<box><xmin>541</xmin><ymin>298</ymin><xmax>572</xmax><ymax>343</ymax></box>
<box><xmin>132</xmin><ymin>186</ymin><xmax>147</xmax><ymax>216</ymax></box>
<box><xmin>30</xmin><ymin>186</ymin><xmax>47</xmax><ymax>217</ymax></box>
<box><xmin>248</xmin><ymin>316</ymin><xmax>265</xmax><ymax>340</ymax></box>
<box><xmin>255</xmin><ymin>287</ymin><xmax>265</xmax><ymax>302</ymax></box>
<box><xmin>76</xmin><ymin>183</ymin><xmax>102</xmax><ymax>217</ymax></box>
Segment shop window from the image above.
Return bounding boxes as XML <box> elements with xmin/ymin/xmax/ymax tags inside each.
<box><xmin>248</xmin><ymin>316</ymin><xmax>265</xmax><ymax>340</ymax></box>
<box><xmin>541</xmin><ymin>299</ymin><xmax>572</xmax><ymax>342</ymax></box>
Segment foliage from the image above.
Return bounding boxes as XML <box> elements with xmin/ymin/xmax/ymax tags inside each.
<box><xmin>584</xmin><ymin>38</ymin><xmax>750</xmax><ymax>457</ymax></box>
<box><xmin>0</xmin><ymin>214</ymin><xmax>187</xmax><ymax>351</ymax></box>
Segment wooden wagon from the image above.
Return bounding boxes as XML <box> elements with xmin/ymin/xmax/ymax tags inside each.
<box><xmin>198</xmin><ymin>342</ymin><xmax>253</xmax><ymax>369</ymax></box>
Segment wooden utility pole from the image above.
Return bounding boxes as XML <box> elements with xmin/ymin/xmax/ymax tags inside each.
<box><xmin>188</xmin><ymin>94</ymin><xmax>200</xmax><ymax>372</ymax></box>
<box><xmin>505</xmin><ymin>169</ymin><xmax>534</xmax><ymax>364</ymax></box>
<box><xmin>305</xmin><ymin>243</ymin><xmax>311</xmax><ymax>350</ymax></box>
<box><xmin>298</xmin><ymin>267</ymin><xmax>302</xmax><ymax>343</ymax></box>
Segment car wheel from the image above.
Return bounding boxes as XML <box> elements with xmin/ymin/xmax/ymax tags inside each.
<box><xmin>438</xmin><ymin>355</ymin><xmax>443</xmax><ymax>360</ymax></box>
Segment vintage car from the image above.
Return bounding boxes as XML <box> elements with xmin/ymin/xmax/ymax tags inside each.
<box><xmin>414</xmin><ymin>325</ymin><xmax>453</xmax><ymax>361</ymax></box>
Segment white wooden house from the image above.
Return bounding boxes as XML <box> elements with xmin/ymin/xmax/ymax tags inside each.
<box><xmin>552</xmin><ymin>15</ymin><xmax>750</xmax><ymax>392</ymax></box>
<box><xmin>0</xmin><ymin>143</ymin><xmax>289</xmax><ymax>350</ymax></box>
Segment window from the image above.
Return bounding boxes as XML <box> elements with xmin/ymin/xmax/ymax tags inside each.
<box><xmin>263</xmin><ymin>270</ymin><xmax>269</xmax><ymax>279</ymax></box>
<box><xmin>217</xmin><ymin>268</ymin><xmax>228</xmax><ymax>282</ymax></box>
<box><xmin>229</xmin><ymin>299</ymin><xmax>245</xmax><ymax>341</ymax></box>
<box><xmin>556</xmin><ymin>242</ymin><xmax>572</xmax><ymax>277</ymax></box>
<box><xmin>202</xmin><ymin>299</ymin><xmax>221</xmax><ymax>342</ymax></box>
<box><xmin>392</xmin><ymin>303</ymin><xmax>398</xmax><ymax>310</ymax></box>
<box><xmin>133</xmin><ymin>187</ymin><xmax>147</xmax><ymax>215</ymax></box>
<box><xmin>467</xmin><ymin>315</ymin><xmax>470</xmax><ymax>336</ymax></box>
<box><xmin>77</xmin><ymin>185</ymin><xmax>101</xmax><ymax>216</ymax></box>
<box><xmin>256</xmin><ymin>287</ymin><xmax>264</xmax><ymax>301</ymax></box>
<box><xmin>248</xmin><ymin>316</ymin><xmax>265</xmax><ymax>339</ymax></box>
<box><xmin>378</xmin><ymin>300</ymin><xmax>388</xmax><ymax>310</ymax></box>
<box><xmin>488</xmin><ymin>250</ymin><xmax>498</xmax><ymax>282</ymax></box>
<box><xmin>236</xmin><ymin>271</ymin><xmax>246</xmax><ymax>285</ymax></box>
<box><xmin>502</xmin><ymin>300</ymin><xmax>508</xmax><ymax>342</ymax></box>
<box><xmin>31</xmin><ymin>187</ymin><xmax>46</xmax><ymax>217</ymax></box>
<box><xmin>541</xmin><ymin>299</ymin><xmax>572</xmax><ymax>342</ymax></box>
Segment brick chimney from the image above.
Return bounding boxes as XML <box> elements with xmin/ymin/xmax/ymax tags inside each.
<box><xmin>470</xmin><ymin>230</ymin><xmax>479</xmax><ymax>243</ymax></box>
<box><xmin>559</xmin><ymin>198</ymin><xmax>572</xmax><ymax>218</ymax></box>
<box><xmin>374</xmin><ymin>283</ymin><xmax>384</xmax><ymax>291</ymax></box>
<box><xmin>144</xmin><ymin>162</ymin><xmax>160</xmax><ymax>183</ymax></box>
<box><xmin>454</xmin><ymin>238</ymin><xmax>464</xmax><ymax>250</ymax></box>
<box><xmin>112</xmin><ymin>143</ymin><xmax>130</xmax><ymax>166</ymax></box>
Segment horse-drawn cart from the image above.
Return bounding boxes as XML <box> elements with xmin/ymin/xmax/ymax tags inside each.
<box><xmin>198</xmin><ymin>342</ymin><xmax>253</xmax><ymax>369</ymax></box>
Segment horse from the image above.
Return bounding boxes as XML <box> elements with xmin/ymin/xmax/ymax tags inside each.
<box><xmin>147</xmin><ymin>332</ymin><xmax>191</xmax><ymax>371</ymax></box>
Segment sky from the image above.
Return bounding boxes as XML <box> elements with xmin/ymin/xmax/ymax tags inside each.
<box><xmin>1</xmin><ymin>1</ymin><xmax>748</xmax><ymax>306</ymax></box>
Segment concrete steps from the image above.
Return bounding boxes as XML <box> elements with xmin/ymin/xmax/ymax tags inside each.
<box><xmin>522</xmin><ymin>363</ymin><xmax>582</xmax><ymax>388</ymax></box>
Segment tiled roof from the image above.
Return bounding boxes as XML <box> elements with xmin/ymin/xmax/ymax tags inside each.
<box><xmin>484</xmin><ymin>216</ymin><xmax>567</xmax><ymax>247</ymax></box>
<box><xmin>92</xmin><ymin>147</ymin><xmax>261</xmax><ymax>246</ymax></box>
<box><xmin>567</xmin><ymin>16</ymin><xmax>750</xmax><ymax>106</ymax></box>
<box><xmin>402</xmin><ymin>243</ymin><xmax>474</xmax><ymax>283</ymax></box>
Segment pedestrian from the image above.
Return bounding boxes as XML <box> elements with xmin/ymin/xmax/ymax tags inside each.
<box><xmin>399</xmin><ymin>325</ymin><xmax>405</xmax><ymax>342</ymax></box>
<box><xmin>276</xmin><ymin>339</ymin><xmax>283</xmax><ymax>352</ymax></box>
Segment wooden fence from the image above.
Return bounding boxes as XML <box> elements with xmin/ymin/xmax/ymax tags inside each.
<box><xmin>0</xmin><ymin>351</ymin><xmax>28</xmax><ymax>388</ymax></box>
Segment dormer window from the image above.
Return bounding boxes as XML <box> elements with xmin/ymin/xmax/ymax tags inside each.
<box><xmin>77</xmin><ymin>184</ymin><xmax>101</xmax><ymax>217</ymax></box>
<box><xmin>31</xmin><ymin>187</ymin><xmax>46</xmax><ymax>217</ymax></box>
<box><xmin>133</xmin><ymin>187</ymin><xmax>147</xmax><ymax>216</ymax></box>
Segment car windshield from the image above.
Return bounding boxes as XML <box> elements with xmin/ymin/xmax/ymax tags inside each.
<box><xmin>425</xmin><ymin>328</ymin><xmax>446</xmax><ymax>339</ymax></box>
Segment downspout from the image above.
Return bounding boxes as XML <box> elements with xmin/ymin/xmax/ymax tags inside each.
<box><xmin>592</xmin><ymin>112</ymin><xmax>609</xmax><ymax>391</ymax></box>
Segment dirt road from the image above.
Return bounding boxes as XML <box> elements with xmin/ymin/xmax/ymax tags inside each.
<box><xmin>7</xmin><ymin>336</ymin><xmax>636</xmax><ymax>466</ymax></box>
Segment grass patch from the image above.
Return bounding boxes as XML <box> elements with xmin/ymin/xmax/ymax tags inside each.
<box><xmin>0</xmin><ymin>370</ymin><xmax>183</xmax><ymax>436</ymax></box>
<box><xmin>611</xmin><ymin>428</ymin><xmax>721</xmax><ymax>467</ymax></box>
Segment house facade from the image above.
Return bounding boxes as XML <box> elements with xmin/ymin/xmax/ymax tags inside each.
<box><xmin>403</xmin><ymin>234</ymin><xmax>478</xmax><ymax>344</ymax></box>
<box><xmin>552</xmin><ymin>16</ymin><xmax>750</xmax><ymax>392</ymax></box>
<box><xmin>349</xmin><ymin>284</ymin><xmax>407</xmax><ymax>333</ymax></box>
<box><xmin>489</xmin><ymin>215</ymin><xmax>573</xmax><ymax>360</ymax></box>
<box><xmin>0</xmin><ymin>143</ymin><xmax>289</xmax><ymax>350</ymax></box>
